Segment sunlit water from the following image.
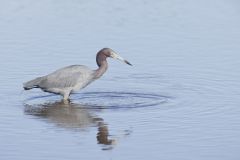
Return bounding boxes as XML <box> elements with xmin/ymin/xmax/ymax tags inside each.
<box><xmin>1</xmin><ymin>0</ymin><xmax>240</xmax><ymax>160</ymax></box>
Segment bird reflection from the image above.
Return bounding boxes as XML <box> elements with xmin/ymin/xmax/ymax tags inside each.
<box><xmin>24</xmin><ymin>100</ymin><xmax>116</xmax><ymax>149</ymax></box>
<box><xmin>97</xmin><ymin>122</ymin><xmax>116</xmax><ymax>145</ymax></box>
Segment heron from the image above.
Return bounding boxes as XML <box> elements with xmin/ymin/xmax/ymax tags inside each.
<box><xmin>23</xmin><ymin>48</ymin><xmax>132</xmax><ymax>100</ymax></box>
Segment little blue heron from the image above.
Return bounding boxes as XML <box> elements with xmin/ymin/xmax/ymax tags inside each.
<box><xmin>23</xmin><ymin>48</ymin><xmax>132</xmax><ymax>100</ymax></box>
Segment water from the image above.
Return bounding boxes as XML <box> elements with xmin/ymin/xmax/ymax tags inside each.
<box><xmin>1</xmin><ymin>0</ymin><xmax>240</xmax><ymax>159</ymax></box>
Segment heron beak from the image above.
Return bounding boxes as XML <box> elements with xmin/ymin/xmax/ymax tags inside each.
<box><xmin>111</xmin><ymin>51</ymin><xmax>132</xmax><ymax>66</ymax></box>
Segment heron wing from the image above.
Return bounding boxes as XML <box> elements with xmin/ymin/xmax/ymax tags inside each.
<box><xmin>38</xmin><ymin>65</ymin><xmax>94</xmax><ymax>89</ymax></box>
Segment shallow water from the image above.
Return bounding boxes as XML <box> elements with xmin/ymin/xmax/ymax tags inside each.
<box><xmin>1</xmin><ymin>0</ymin><xmax>240</xmax><ymax>160</ymax></box>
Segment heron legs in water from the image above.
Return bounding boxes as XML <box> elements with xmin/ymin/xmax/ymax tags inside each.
<box><xmin>63</xmin><ymin>91</ymin><xmax>71</xmax><ymax>102</ymax></box>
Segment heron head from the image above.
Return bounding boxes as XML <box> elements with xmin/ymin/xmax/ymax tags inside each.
<box><xmin>102</xmin><ymin>48</ymin><xmax>132</xmax><ymax>66</ymax></box>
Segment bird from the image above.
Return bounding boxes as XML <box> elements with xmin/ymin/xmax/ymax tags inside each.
<box><xmin>23</xmin><ymin>48</ymin><xmax>132</xmax><ymax>101</ymax></box>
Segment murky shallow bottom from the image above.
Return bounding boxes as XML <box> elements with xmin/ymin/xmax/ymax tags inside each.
<box><xmin>1</xmin><ymin>0</ymin><xmax>240</xmax><ymax>160</ymax></box>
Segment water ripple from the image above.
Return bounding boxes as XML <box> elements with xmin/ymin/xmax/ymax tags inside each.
<box><xmin>23</xmin><ymin>91</ymin><xmax>172</xmax><ymax>109</ymax></box>
<box><xmin>72</xmin><ymin>91</ymin><xmax>171</xmax><ymax>109</ymax></box>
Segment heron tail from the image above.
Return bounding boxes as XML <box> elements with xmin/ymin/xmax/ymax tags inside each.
<box><xmin>23</xmin><ymin>77</ymin><xmax>42</xmax><ymax>90</ymax></box>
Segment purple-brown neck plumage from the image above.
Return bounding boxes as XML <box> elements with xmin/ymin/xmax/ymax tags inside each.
<box><xmin>94</xmin><ymin>51</ymin><xmax>108</xmax><ymax>79</ymax></box>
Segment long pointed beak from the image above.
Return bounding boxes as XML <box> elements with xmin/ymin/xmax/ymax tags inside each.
<box><xmin>111</xmin><ymin>52</ymin><xmax>132</xmax><ymax>66</ymax></box>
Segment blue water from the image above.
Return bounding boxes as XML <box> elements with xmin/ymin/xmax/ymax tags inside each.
<box><xmin>1</xmin><ymin>0</ymin><xmax>240</xmax><ymax>160</ymax></box>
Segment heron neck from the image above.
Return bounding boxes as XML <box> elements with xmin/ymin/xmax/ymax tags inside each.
<box><xmin>94</xmin><ymin>53</ymin><xmax>108</xmax><ymax>79</ymax></box>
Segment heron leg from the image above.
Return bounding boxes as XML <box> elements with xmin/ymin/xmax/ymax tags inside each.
<box><xmin>62</xmin><ymin>98</ymin><xmax>70</xmax><ymax>104</ymax></box>
<box><xmin>63</xmin><ymin>91</ymin><xmax>71</xmax><ymax>101</ymax></box>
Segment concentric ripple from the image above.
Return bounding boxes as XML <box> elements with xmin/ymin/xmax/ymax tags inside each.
<box><xmin>23</xmin><ymin>92</ymin><xmax>172</xmax><ymax>109</ymax></box>
<box><xmin>72</xmin><ymin>91</ymin><xmax>171</xmax><ymax>109</ymax></box>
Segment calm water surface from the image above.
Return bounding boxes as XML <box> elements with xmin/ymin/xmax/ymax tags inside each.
<box><xmin>1</xmin><ymin>0</ymin><xmax>240</xmax><ymax>160</ymax></box>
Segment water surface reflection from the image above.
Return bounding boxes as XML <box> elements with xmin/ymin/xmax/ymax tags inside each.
<box><xmin>24</xmin><ymin>101</ymin><xmax>116</xmax><ymax>150</ymax></box>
